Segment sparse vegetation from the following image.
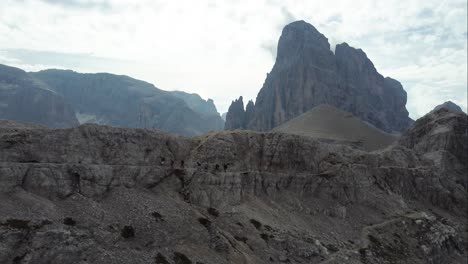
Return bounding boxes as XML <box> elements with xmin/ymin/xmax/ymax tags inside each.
<box><xmin>207</xmin><ymin>207</ymin><xmax>219</xmax><ymax>217</ymax></box>
<box><xmin>250</xmin><ymin>219</ymin><xmax>262</xmax><ymax>230</ymax></box>
<box><xmin>155</xmin><ymin>253</ymin><xmax>169</xmax><ymax>264</ymax></box>
<box><xmin>234</xmin><ymin>236</ymin><xmax>248</xmax><ymax>243</ymax></box>
<box><xmin>63</xmin><ymin>217</ymin><xmax>76</xmax><ymax>226</ymax></box>
<box><xmin>151</xmin><ymin>211</ymin><xmax>164</xmax><ymax>222</ymax></box>
<box><xmin>198</xmin><ymin>217</ymin><xmax>211</xmax><ymax>230</ymax></box>
<box><xmin>173</xmin><ymin>252</ymin><xmax>192</xmax><ymax>264</ymax></box>
<box><xmin>121</xmin><ymin>225</ymin><xmax>135</xmax><ymax>238</ymax></box>
<box><xmin>1</xmin><ymin>219</ymin><xmax>30</xmax><ymax>230</ymax></box>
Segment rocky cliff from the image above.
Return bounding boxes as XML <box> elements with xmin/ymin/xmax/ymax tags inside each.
<box><xmin>225</xmin><ymin>21</ymin><xmax>413</xmax><ymax>133</ymax></box>
<box><xmin>0</xmin><ymin>64</ymin><xmax>79</xmax><ymax>128</ymax></box>
<box><xmin>0</xmin><ymin>106</ymin><xmax>465</xmax><ymax>263</ymax></box>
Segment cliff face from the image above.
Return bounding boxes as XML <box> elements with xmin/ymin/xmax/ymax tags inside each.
<box><xmin>0</xmin><ymin>108</ymin><xmax>465</xmax><ymax>264</ymax></box>
<box><xmin>0</xmin><ymin>64</ymin><xmax>79</xmax><ymax>128</ymax></box>
<box><xmin>225</xmin><ymin>21</ymin><xmax>413</xmax><ymax>133</ymax></box>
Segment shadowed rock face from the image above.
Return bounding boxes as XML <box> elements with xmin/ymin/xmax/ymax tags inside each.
<box><xmin>0</xmin><ymin>64</ymin><xmax>79</xmax><ymax>128</ymax></box>
<box><xmin>0</xmin><ymin>108</ymin><xmax>466</xmax><ymax>264</ymax></box>
<box><xmin>225</xmin><ymin>21</ymin><xmax>413</xmax><ymax>133</ymax></box>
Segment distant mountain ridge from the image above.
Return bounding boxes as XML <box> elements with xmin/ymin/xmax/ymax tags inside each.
<box><xmin>225</xmin><ymin>20</ymin><xmax>413</xmax><ymax>133</ymax></box>
<box><xmin>0</xmin><ymin>64</ymin><xmax>224</xmax><ymax>136</ymax></box>
<box><xmin>0</xmin><ymin>64</ymin><xmax>79</xmax><ymax>128</ymax></box>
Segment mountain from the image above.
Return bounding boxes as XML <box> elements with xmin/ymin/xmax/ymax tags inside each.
<box><xmin>273</xmin><ymin>104</ymin><xmax>398</xmax><ymax>151</ymax></box>
<box><xmin>171</xmin><ymin>91</ymin><xmax>221</xmax><ymax>118</ymax></box>
<box><xmin>431</xmin><ymin>101</ymin><xmax>465</xmax><ymax>114</ymax></box>
<box><xmin>0</xmin><ymin>106</ymin><xmax>466</xmax><ymax>263</ymax></box>
<box><xmin>28</xmin><ymin>68</ymin><xmax>223</xmax><ymax>136</ymax></box>
<box><xmin>225</xmin><ymin>20</ymin><xmax>413</xmax><ymax>133</ymax></box>
<box><xmin>0</xmin><ymin>64</ymin><xmax>79</xmax><ymax>128</ymax></box>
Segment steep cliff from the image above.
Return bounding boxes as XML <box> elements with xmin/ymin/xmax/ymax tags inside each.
<box><xmin>0</xmin><ymin>107</ymin><xmax>465</xmax><ymax>263</ymax></box>
<box><xmin>225</xmin><ymin>21</ymin><xmax>413</xmax><ymax>133</ymax></box>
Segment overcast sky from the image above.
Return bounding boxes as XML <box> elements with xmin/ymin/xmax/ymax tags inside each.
<box><xmin>0</xmin><ymin>0</ymin><xmax>466</xmax><ymax>118</ymax></box>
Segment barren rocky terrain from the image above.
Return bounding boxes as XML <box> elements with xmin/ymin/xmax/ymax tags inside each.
<box><xmin>272</xmin><ymin>105</ymin><xmax>398</xmax><ymax>151</ymax></box>
<box><xmin>0</xmin><ymin>108</ymin><xmax>466</xmax><ymax>264</ymax></box>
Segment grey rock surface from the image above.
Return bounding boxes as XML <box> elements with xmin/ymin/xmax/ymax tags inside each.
<box><xmin>225</xmin><ymin>21</ymin><xmax>413</xmax><ymax>133</ymax></box>
<box><xmin>0</xmin><ymin>108</ymin><xmax>466</xmax><ymax>263</ymax></box>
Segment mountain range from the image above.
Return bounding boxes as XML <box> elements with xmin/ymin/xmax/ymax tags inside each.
<box><xmin>0</xmin><ymin>64</ymin><xmax>224</xmax><ymax>136</ymax></box>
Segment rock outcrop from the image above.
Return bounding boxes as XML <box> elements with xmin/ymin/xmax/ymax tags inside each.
<box><xmin>0</xmin><ymin>108</ymin><xmax>465</xmax><ymax>263</ymax></box>
<box><xmin>0</xmin><ymin>64</ymin><xmax>79</xmax><ymax>128</ymax></box>
<box><xmin>225</xmin><ymin>21</ymin><xmax>413</xmax><ymax>133</ymax></box>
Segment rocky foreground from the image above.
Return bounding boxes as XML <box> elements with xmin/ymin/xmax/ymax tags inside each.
<box><xmin>0</xmin><ymin>108</ymin><xmax>466</xmax><ymax>264</ymax></box>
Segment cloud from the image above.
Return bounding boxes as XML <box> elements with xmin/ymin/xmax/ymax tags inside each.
<box><xmin>0</xmin><ymin>0</ymin><xmax>466</xmax><ymax>118</ymax></box>
<box><xmin>39</xmin><ymin>0</ymin><xmax>111</xmax><ymax>10</ymax></box>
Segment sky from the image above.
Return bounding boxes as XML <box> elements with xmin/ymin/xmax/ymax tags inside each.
<box><xmin>0</xmin><ymin>0</ymin><xmax>466</xmax><ymax>118</ymax></box>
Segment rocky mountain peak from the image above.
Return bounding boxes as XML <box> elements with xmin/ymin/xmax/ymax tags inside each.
<box><xmin>225</xmin><ymin>20</ymin><xmax>413</xmax><ymax>133</ymax></box>
<box><xmin>276</xmin><ymin>20</ymin><xmax>332</xmax><ymax>65</ymax></box>
<box><xmin>224</xmin><ymin>96</ymin><xmax>245</xmax><ymax>129</ymax></box>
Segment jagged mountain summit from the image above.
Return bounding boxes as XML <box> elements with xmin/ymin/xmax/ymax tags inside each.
<box><xmin>273</xmin><ymin>104</ymin><xmax>398</xmax><ymax>151</ymax></box>
<box><xmin>0</xmin><ymin>64</ymin><xmax>224</xmax><ymax>136</ymax></box>
<box><xmin>225</xmin><ymin>20</ymin><xmax>413</xmax><ymax>133</ymax></box>
<box><xmin>0</xmin><ymin>105</ymin><xmax>466</xmax><ymax>264</ymax></box>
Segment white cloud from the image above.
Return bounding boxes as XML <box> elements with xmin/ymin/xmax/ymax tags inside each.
<box><xmin>0</xmin><ymin>0</ymin><xmax>466</xmax><ymax>117</ymax></box>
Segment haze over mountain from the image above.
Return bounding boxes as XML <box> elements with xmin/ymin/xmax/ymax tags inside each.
<box><xmin>0</xmin><ymin>64</ymin><xmax>224</xmax><ymax>136</ymax></box>
<box><xmin>225</xmin><ymin>21</ymin><xmax>413</xmax><ymax>133</ymax></box>
<box><xmin>0</xmin><ymin>64</ymin><xmax>79</xmax><ymax>128</ymax></box>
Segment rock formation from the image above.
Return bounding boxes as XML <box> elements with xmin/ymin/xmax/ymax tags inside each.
<box><xmin>0</xmin><ymin>106</ymin><xmax>465</xmax><ymax>263</ymax></box>
<box><xmin>0</xmin><ymin>64</ymin><xmax>79</xmax><ymax>128</ymax></box>
<box><xmin>225</xmin><ymin>21</ymin><xmax>413</xmax><ymax>133</ymax></box>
